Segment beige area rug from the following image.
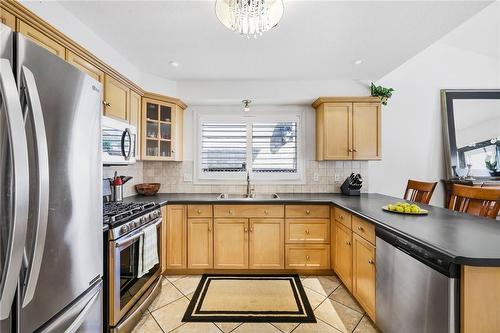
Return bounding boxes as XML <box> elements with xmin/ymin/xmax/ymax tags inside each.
<box><xmin>182</xmin><ymin>274</ymin><xmax>316</xmax><ymax>323</ymax></box>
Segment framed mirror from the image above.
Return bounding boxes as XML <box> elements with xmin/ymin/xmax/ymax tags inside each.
<box><xmin>441</xmin><ymin>89</ymin><xmax>500</xmax><ymax>180</ymax></box>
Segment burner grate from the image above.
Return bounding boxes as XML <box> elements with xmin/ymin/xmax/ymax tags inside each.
<box><xmin>103</xmin><ymin>202</ymin><xmax>156</xmax><ymax>224</ymax></box>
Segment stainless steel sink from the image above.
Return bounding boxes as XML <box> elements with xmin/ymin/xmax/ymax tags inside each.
<box><xmin>216</xmin><ymin>193</ymin><xmax>280</xmax><ymax>200</ymax></box>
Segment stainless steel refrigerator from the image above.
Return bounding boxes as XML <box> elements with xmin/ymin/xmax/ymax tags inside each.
<box><xmin>0</xmin><ymin>23</ymin><xmax>103</xmax><ymax>333</ymax></box>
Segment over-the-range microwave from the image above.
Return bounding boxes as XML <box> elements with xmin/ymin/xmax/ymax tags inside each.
<box><xmin>102</xmin><ymin>116</ymin><xmax>137</xmax><ymax>165</ymax></box>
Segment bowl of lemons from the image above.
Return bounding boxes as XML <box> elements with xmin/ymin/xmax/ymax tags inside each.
<box><xmin>382</xmin><ymin>202</ymin><xmax>428</xmax><ymax>215</ymax></box>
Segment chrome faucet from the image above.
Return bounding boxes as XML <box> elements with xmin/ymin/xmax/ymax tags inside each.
<box><xmin>246</xmin><ymin>170</ymin><xmax>254</xmax><ymax>198</ymax></box>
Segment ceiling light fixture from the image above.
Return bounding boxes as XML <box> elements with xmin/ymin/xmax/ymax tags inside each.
<box><xmin>215</xmin><ymin>0</ymin><xmax>284</xmax><ymax>39</ymax></box>
<box><xmin>169</xmin><ymin>61</ymin><xmax>180</xmax><ymax>68</ymax></box>
<box><xmin>242</xmin><ymin>99</ymin><xmax>251</xmax><ymax>112</ymax></box>
<box><xmin>353</xmin><ymin>59</ymin><xmax>363</xmax><ymax>65</ymax></box>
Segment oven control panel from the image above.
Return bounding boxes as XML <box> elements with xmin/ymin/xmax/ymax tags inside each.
<box><xmin>110</xmin><ymin>208</ymin><xmax>162</xmax><ymax>240</ymax></box>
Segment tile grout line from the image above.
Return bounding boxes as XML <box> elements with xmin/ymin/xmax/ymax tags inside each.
<box><xmin>350</xmin><ymin>314</ymin><xmax>367</xmax><ymax>333</ymax></box>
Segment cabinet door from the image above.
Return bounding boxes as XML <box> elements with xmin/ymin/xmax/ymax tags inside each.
<box><xmin>166</xmin><ymin>205</ymin><xmax>187</xmax><ymax>269</ymax></box>
<box><xmin>352</xmin><ymin>103</ymin><xmax>381</xmax><ymax>160</ymax></box>
<box><xmin>188</xmin><ymin>218</ymin><xmax>213</xmax><ymax>269</ymax></box>
<box><xmin>285</xmin><ymin>219</ymin><xmax>330</xmax><ymax>244</ymax></box>
<box><xmin>0</xmin><ymin>9</ymin><xmax>15</xmax><ymax>30</ymax></box>
<box><xmin>285</xmin><ymin>245</ymin><xmax>330</xmax><ymax>269</ymax></box>
<box><xmin>66</xmin><ymin>50</ymin><xmax>104</xmax><ymax>83</ymax></box>
<box><xmin>353</xmin><ymin>233</ymin><xmax>376</xmax><ymax>320</ymax></box>
<box><xmin>214</xmin><ymin>219</ymin><xmax>248</xmax><ymax>269</ymax></box>
<box><xmin>18</xmin><ymin>20</ymin><xmax>65</xmax><ymax>59</ymax></box>
<box><xmin>172</xmin><ymin>105</ymin><xmax>184</xmax><ymax>161</ymax></box>
<box><xmin>322</xmin><ymin>103</ymin><xmax>352</xmax><ymax>160</ymax></box>
<box><xmin>330</xmin><ymin>207</ymin><xmax>336</xmax><ymax>270</ymax></box>
<box><xmin>249</xmin><ymin>219</ymin><xmax>284</xmax><ymax>269</ymax></box>
<box><xmin>129</xmin><ymin>90</ymin><xmax>141</xmax><ymax>159</ymax></box>
<box><xmin>335</xmin><ymin>223</ymin><xmax>353</xmax><ymax>291</ymax></box>
<box><xmin>104</xmin><ymin>74</ymin><xmax>129</xmax><ymax>121</ymax></box>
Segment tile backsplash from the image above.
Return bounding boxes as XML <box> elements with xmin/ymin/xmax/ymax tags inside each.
<box><xmin>134</xmin><ymin>160</ymin><xmax>369</xmax><ymax>196</ymax></box>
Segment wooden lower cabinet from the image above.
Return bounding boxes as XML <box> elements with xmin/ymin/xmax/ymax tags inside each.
<box><xmin>335</xmin><ymin>223</ymin><xmax>353</xmax><ymax>291</ymax></box>
<box><xmin>285</xmin><ymin>245</ymin><xmax>330</xmax><ymax>269</ymax></box>
<box><xmin>166</xmin><ymin>205</ymin><xmax>187</xmax><ymax>269</ymax></box>
<box><xmin>285</xmin><ymin>219</ymin><xmax>330</xmax><ymax>243</ymax></box>
<box><xmin>352</xmin><ymin>233</ymin><xmax>376</xmax><ymax>320</ymax></box>
<box><xmin>249</xmin><ymin>219</ymin><xmax>284</xmax><ymax>269</ymax></box>
<box><xmin>214</xmin><ymin>219</ymin><xmax>248</xmax><ymax>269</ymax></box>
<box><xmin>188</xmin><ymin>218</ymin><xmax>213</xmax><ymax>269</ymax></box>
<box><xmin>160</xmin><ymin>206</ymin><xmax>167</xmax><ymax>273</ymax></box>
<box><xmin>330</xmin><ymin>207</ymin><xmax>336</xmax><ymax>270</ymax></box>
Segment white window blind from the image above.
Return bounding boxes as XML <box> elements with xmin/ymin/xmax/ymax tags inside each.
<box><xmin>201</xmin><ymin>123</ymin><xmax>247</xmax><ymax>172</ymax></box>
<box><xmin>252</xmin><ymin>122</ymin><xmax>297</xmax><ymax>173</ymax></box>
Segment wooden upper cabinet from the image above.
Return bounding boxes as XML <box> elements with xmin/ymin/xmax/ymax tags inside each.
<box><xmin>214</xmin><ymin>219</ymin><xmax>249</xmax><ymax>269</ymax></box>
<box><xmin>313</xmin><ymin>97</ymin><xmax>381</xmax><ymax>161</ymax></box>
<box><xmin>0</xmin><ymin>9</ymin><xmax>15</xmax><ymax>30</ymax></box>
<box><xmin>129</xmin><ymin>90</ymin><xmax>142</xmax><ymax>159</ymax></box>
<box><xmin>188</xmin><ymin>218</ymin><xmax>213</xmax><ymax>269</ymax></box>
<box><xmin>166</xmin><ymin>205</ymin><xmax>187</xmax><ymax>269</ymax></box>
<box><xmin>335</xmin><ymin>223</ymin><xmax>353</xmax><ymax>291</ymax></box>
<box><xmin>66</xmin><ymin>50</ymin><xmax>104</xmax><ymax>83</ymax></box>
<box><xmin>249</xmin><ymin>219</ymin><xmax>284</xmax><ymax>269</ymax></box>
<box><xmin>352</xmin><ymin>233</ymin><xmax>376</xmax><ymax>320</ymax></box>
<box><xmin>142</xmin><ymin>97</ymin><xmax>184</xmax><ymax>161</ymax></box>
<box><xmin>104</xmin><ymin>74</ymin><xmax>130</xmax><ymax>121</ymax></box>
<box><xmin>352</xmin><ymin>103</ymin><xmax>381</xmax><ymax>160</ymax></box>
<box><xmin>17</xmin><ymin>20</ymin><xmax>65</xmax><ymax>59</ymax></box>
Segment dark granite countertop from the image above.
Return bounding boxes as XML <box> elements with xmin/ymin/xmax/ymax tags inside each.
<box><xmin>125</xmin><ymin>192</ymin><xmax>500</xmax><ymax>266</ymax></box>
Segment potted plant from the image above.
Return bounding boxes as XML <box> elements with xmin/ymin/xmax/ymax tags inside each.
<box><xmin>485</xmin><ymin>155</ymin><xmax>500</xmax><ymax>177</ymax></box>
<box><xmin>370</xmin><ymin>83</ymin><xmax>394</xmax><ymax>105</ymax></box>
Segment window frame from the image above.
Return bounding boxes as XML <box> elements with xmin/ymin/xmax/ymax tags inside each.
<box><xmin>194</xmin><ymin>111</ymin><xmax>305</xmax><ymax>184</ymax></box>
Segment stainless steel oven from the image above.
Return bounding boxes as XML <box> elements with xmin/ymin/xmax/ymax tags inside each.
<box><xmin>102</xmin><ymin>116</ymin><xmax>137</xmax><ymax>165</ymax></box>
<box><xmin>108</xmin><ymin>217</ymin><xmax>162</xmax><ymax>332</ymax></box>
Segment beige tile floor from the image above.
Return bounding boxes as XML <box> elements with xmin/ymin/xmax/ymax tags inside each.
<box><xmin>132</xmin><ymin>275</ymin><xmax>378</xmax><ymax>333</ymax></box>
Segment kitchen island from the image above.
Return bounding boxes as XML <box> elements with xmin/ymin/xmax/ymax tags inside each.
<box><xmin>126</xmin><ymin>192</ymin><xmax>500</xmax><ymax>332</ymax></box>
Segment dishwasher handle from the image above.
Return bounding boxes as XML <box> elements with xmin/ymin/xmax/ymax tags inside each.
<box><xmin>376</xmin><ymin>228</ymin><xmax>459</xmax><ymax>278</ymax></box>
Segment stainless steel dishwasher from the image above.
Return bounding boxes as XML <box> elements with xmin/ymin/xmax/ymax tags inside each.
<box><xmin>376</xmin><ymin>229</ymin><xmax>459</xmax><ymax>333</ymax></box>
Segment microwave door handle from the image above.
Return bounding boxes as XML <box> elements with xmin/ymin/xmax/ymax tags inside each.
<box><xmin>0</xmin><ymin>59</ymin><xmax>30</xmax><ymax>320</ymax></box>
<box><xmin>121</xmin><ymin>128</ymin><xmax>132</xmax><ymax>161</ymax></box>
<box><xmin>19</xmin><ymin>66</ymin><xmax>50</xmax><ymax>308</ymax></box>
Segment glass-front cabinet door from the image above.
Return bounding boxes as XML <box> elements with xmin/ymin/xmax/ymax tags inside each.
<box><xmin>142</xmin><ymin>97</ymin><xmax>183</xmax><ymax>160</ymax></box>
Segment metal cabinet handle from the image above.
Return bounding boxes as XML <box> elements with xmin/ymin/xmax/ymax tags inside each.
<box><xmin>229</xmin><ymin>209</ymin><xmax>234</xmax><ymax>215</ymax></box>
<box><xmin>197</xmin><ymin>209</ymin><xmax>202</xmax><ymax>214</ymax></box>
<box><xmin>357</xmin><ymin>226</ymin><xmax>364</xmax><ymax>231</ymax></box>
<box><xmin>244</xmin><ymin>227</ymin><xmax>248</xmax><ymax>232</ymax></box>
<box><xmin>368</xmin><ymin>259</ymin><xmax>375</xmax><ymax>265</ymax></box>
<box><xmin>264</xmin><ymin>210</ymin><xmax>269</xmax><ymax>215</ymax></box>
<box><xmin>103</xmin><ymin>101</ymin><xmax>111</xmax><ymax>107</ymax></box>
<box><xmin>20</xmin><ymin>66</ymin><xmax>50</xmax><ymax>308</ymax></box>
<box><xmin>208</xmin><ymin>226</ymin><xmax>212</xmax><ymax>232</ymax></box>
<box><xmin>306</xmin><ymin>255</ymin><xmax>310</xmax><ymax>260</ymax></box>
<box><xmin>348</xmin><ymin>148</ymin><xmax>353</xmax><ymax>152</ymax></box>
<box><xmin>249</xmin><ymin>227</ymin><xmax>253</xmax><ymax>232</ymax></box>
<box><xmin>353</xmin><ymin>148</ymin><xmax>358</xmax><ymax>152</ymax></box>
<box><xmin>340</xmin><ymin>215</ymin><xmax>344</xmax><ymax>220</ymax></box>
<box><xmin>346</xmin><ymin>241</ymin><xmax>351</xmax><ymax>246</ymax></box>
<box><xmin>305</xmin><ymin>229</ymin><xmax>310</xmax><ymax>235</ymax></box>
<box><xmin>306</xmin><ymin>210</ymin><xmax>311</xmax><ymax>215</ymax></box>
<box><xmin>0</xmin><ymin>59</ymin><xmax>30</xmax><ymax>320</ymax></box>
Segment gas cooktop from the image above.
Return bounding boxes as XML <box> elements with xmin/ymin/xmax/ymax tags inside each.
<box><xmin>103</xmin><ymin>201</ymin><xmax>157</xmax><ymax>225</ymax></box>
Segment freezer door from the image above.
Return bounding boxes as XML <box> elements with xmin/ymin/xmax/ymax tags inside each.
<box><xmin>15</xmin><ymin>34</ymin><xmax>103</xmax><ymax>333</ymax></box>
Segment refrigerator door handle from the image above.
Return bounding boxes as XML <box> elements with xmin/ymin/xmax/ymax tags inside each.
<box><xmin>0</xmin><ymin>59</ymin><xmax>30</xmax><ymax>320</ymax></box>
<box><xmin>19</xmin><ymin>65</ymin><xmax>50</xmax><ymax>308</ymax></box>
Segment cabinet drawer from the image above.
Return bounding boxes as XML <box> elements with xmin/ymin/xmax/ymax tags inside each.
<box><xmin>285</xmin><ymin>245</ymin><xmax>330</xmax><ymax>269</ymax></box>
<box><xmin>285</xmin><ymin>219</ymin><xmax>330</xmax><ymax>244</ymax></box>
<box><xmin>334</xmin><ymin>207</ymin><xmax>352</xmax><ymax>229</ymax></box>
<box><xmin>285</xmin><ymin>205</ymin><xmax>330</xmax><ymax>218</ymax></box>
<box><xmin>188</xmin><ymin>205</ymin><xmax>213</xmax><ymax>218</ymax></box>
<box><xmin>352</xmin><ymin>216</ymin><xmax>375</xmax><ymax>245</ymax></box>
<box><xmin>214</xmin><ymin>205</ymin><xmax>284</xmax><ymax>218</ymax></box>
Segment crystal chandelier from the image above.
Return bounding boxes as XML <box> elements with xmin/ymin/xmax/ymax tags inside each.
<box><xmin>215</xmin><ymin>0</ymin><xmax>284</xmax><ymax>38</ymax></box>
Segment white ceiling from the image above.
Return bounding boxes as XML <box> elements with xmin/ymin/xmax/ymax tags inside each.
<box><xmin>59</xmin><ymin>1</ymin><xmax>492</xmax><ymax>82</ymax></box>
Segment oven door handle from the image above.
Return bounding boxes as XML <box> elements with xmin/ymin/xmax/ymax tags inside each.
<box><xmin>114</xmin><ymin>218</ymin><xmax>162</xmax><ymax>248</ymax></box>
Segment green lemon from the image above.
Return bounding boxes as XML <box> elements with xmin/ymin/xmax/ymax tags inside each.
<box><xmin>396</xmin><ymin>202</ymin><xmax>404</xmax><ymax>207</ymax></box>
<box><xmin>396</xmin><ymin>206</ymin><xmax>404</xmax><ymax>213</ymax></box>
<box><xmin>410</xmin><ymin>204</ymin><xmax>419</xmax><ymax>209</ymax></box>
<box><xmin>411</xmin><ymin>206</ymin><xmax>421</xmax><ymax>213</ymax></box>
<box><xmin>404</xmin><ymin>206</ymin><xmax>411</xmax><ymax>213</ymax></box>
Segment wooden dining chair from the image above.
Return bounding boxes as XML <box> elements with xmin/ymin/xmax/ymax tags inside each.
<box><xmin>448</xmin><ymin>184</ymin><xmax>500</xmax><ymax>219</ymax></box>
<box><xmin>403</xmin><ymin>180</ymin><xmax>438</xmax><ymax>204</ymax></box>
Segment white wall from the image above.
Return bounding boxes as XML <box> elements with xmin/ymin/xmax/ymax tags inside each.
<box><xmin>22</xmin><ymin>1</ymin><xmax>177</xmax><ymax>96</ymax></box>
<box><xmin>369</xmin><ymin>3</ymin><xmax>500</xmax><ymax>206</ymax></box>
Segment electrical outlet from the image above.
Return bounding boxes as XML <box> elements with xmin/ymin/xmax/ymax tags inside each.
<box><xmin>313</xmin><ymin>173</ymin><xmax>319</xmax><ymax>182</ymax></box>
<box><xmin>334</xmin><ymin>174</ymin><xmax>341</xmax><ymax>182</ymax></box>
<box><xmin>183</xmin><ymin>173</ymin><xmax>193</xmax><ymax>182</ymax></box>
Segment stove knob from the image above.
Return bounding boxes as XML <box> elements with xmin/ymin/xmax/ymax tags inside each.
<box><xmin>121</xmin><ymin>225</ymin><xmax>129</xmax><ymax>233</ymax></box>
<box><xmin>141</xmin><ymin>217</ymin><xmax>147</xmax><ymax>224</ymax></box>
